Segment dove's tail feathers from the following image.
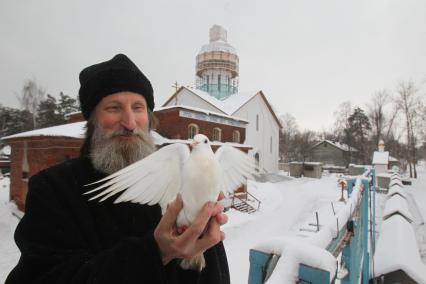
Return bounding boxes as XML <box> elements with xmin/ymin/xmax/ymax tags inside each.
<box><xmin>179</xmin><ymin>254</ymin><xmax>206</xmax><ymax>272</ymax></box>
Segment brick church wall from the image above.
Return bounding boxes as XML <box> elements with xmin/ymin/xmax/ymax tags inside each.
<box><xmin>154</xmin><ymin>108</ymin><xmax>246</xmax><ymax>143</ymax></box>
<box><xmin>7</xmin><ymin>137</ymin><xmax>82</xmax><ymax>210</ymax></box>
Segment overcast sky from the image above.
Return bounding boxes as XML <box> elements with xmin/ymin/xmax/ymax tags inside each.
<box><xmin>0</xmin><ymin>0</ymin><xmax>425</xmax><ymax>131</ymax></box>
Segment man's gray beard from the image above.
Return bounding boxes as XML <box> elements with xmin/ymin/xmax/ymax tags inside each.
<box><xmin>90</xmin><ymin>125</ymin><xmax>156</xmax><ymax>174</ymax></box>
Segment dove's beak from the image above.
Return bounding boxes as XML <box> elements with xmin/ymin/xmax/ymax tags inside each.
<box><xmin>191</xmin><ymin>140</ymin><xmax>200</xmax><ymax>147</ymax></box>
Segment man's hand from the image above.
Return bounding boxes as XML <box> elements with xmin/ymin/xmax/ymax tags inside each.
<box><xmin>153</xmin><ymin>193</ymin><xmax>228</xmax><ymax>265</ymax></box>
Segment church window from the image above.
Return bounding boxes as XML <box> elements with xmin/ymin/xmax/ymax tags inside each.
<box><xmin>218</xmin><ymin>75</ymin><xmax>221</xmax><ymax>91</ymax></box>
<box><xmin>212</xmin><ymin>127</ymin><xmax>222</xmax><ymax>141</ymax></box>
<box><xmin>232</xmin><ymin>130</ymin><xmax>240</xmax><ymax>143</ymax></box>
<box><xmin>188</xmin><ymin>124</ymin><xmax>199</xmax><ymax>139</ymax></box>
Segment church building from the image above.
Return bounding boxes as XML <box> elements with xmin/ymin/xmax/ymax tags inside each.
<box><xmin>163</xmin><ymin>25</ymin><xmax>282</xmax><ymax>172</ymax></box>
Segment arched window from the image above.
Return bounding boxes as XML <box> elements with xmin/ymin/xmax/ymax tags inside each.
<box><xmin>212</xmin><ymin>127</ymin><xmax>222</xmax><ymax>141</ymax></box>
<box><xmin>270</xmin><ymin>136</ymin><xmax>273</xmax><ymax>153</ymax></box>
<box><xmin>188</xmin><ymin>124</ymin><xmax>199</xmax><ymax>139</ymax></box>
<box><xmin>232</xmin><ymin>130</ymin><xmax>240</xmax><ymax>143</ymax></box>
<box><xmin>256</xmin><ymin>114</ymin><xmax>259</xmax><ymax>131</ymax></box>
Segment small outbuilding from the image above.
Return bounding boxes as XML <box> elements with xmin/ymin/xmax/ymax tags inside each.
<box><xmin>308</xmin><ymin>140</ymin><xmax>361</xmax><ymax>168</ymax></box>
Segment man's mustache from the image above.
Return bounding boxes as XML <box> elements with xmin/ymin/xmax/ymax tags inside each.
<box><xmin>109</xmin><ymin>128</ymin><xmax>147</xmax><ymax>138</ymax></box>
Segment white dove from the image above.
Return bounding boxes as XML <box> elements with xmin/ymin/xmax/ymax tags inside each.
<box><xmin>85</xmin><ymin>133</ymin><xmax>256</xmax><ymax>271</ymax></box>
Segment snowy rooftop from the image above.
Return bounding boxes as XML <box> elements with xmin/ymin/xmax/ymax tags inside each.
<box><xmin>382</xmin><ymin>194</ymin><xmax>413</xmax><ymax>223</ymax></box>
<box><xmin>311</xmin><ymin>140</ymin><xmax>359</xmax><ymax>152</ymax></box>
<box><xmin>162</xmin><ymin>86</ymin><xmax>282</xmax><ymax>128</ymax></box>
<box><xmin>373</xmin><ymin>151</ymin><xmax>389</xmax><ymax>164</ymax></box>
<box><xmin>373</xmin><ymin>214</ymin><xmax>426</xmax><ymax>283</ymax></box>
<box><xmin>182</xmin><ymin>87</ymin><xmax>258</xmax><ymax>116</ymax></box>
<box><xmin>389</xmin><ymin>179</ymin><xmax>404</xmax><ymax>188</ymax></box>
<box><xmin>389</xmin><ymin>156</ymin><xmax>398</xmax><ymax>162</ymax></box>
<box><xmin>387</xmin><ymin>186</ymin><xmax>408</xmax><ymax>199</ymax></box>
<box><xmin>2</xmin><ymin>122</ymin><xmax>86</xmax><ymax>140</ymax></box>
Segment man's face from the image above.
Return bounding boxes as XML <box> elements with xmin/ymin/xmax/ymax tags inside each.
<box><xmin>95</xmin><ymin>91</ymin><xmax>149</xmax><ymax>135</ymax></box>
<box><xmin>90</xmin><ymin>91</ymin><xmax>155</xmax><ymax>174</ymax></box>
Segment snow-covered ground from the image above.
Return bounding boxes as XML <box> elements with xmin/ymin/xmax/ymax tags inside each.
<box><xmin>0</xmin><ymin>165</ymin><xmax>425</xmax><ymax>283</ymax></box>
<box><xmin>0</xmin><ymin>177</ymin><xmax>19</xmax><ymax>282</ymax></box>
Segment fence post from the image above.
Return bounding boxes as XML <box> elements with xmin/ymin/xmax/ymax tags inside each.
<box><xmin>362</xmin><ymin>178</ymin><xmax>370</xmax><ymax>284</ymax></box>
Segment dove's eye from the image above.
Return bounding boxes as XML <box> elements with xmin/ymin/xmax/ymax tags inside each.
<box><xmin>204</xmin><ymin>139</ymin><xmax>208</xmax><ymax>144</ymax></box>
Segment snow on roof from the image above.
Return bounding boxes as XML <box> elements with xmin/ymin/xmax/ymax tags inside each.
<box><xmin>64</xmin><ymin>111</ymin><xmax>82</xmax><ymax>117</ymax></box>
<box><xmin>373</xmin><ymin>214</ymin><xmax>426</xmax><ymax>282</ymax></box>
<box><xmin>387</xmin><ymin>187</ymin><xmax>408</xmax><ymax>199</ymax></box>
<box><xmin>183</xmin><ymin>87</ymin><xmax>226</xmax><ymax>111</ymax></box>
<box><xmin>373</xmin><ymin>151</ymin><xmax>389</xmax><ymax>164</ymax></box>
<box><xmin>2</xmin><ymin>122</ymin><xmax>86</xmax><ymax>140</ymax></box>
<box><xmin>389</xmin><ymin>179</ymin><xmax>403</xmax><ymax>188</ymax></box>
<box><xmin>311</xmin><ymin>140</ymin><xmax>359</xmax><ymax>152</ymax></box>
<box><xmin>164</xmin><ymin>87</ymin><xmax>282</xmax><ymax>128</ymax></box>
<box><xmin>175</xmin><ymin>87</ymin><xmax>259</xmax><ymax>116</ymax></box>
<box><xmin>154</xmin><ymin>105</ymin><xmax>248</xmax><ymax>123</ymax></box>
<box><xmin>220</xmin><ymin>91</ymin><xmax>258</xmax><ymax>114</ymax></box>
<box><xmin>383</xmin><ymin>194</ymin><xmax>413</xmax><ymax>222</ymax></box>
<box><xmin>389</xmin><ymin>156</ymin><xmax>398</xmax><ymax>162</ymax></box>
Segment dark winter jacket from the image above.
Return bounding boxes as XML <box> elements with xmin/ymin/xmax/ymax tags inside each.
<box><xmin>6</xmin><ymin>157</ymin><xmax>230</xmax><ymax>284</ymax></box>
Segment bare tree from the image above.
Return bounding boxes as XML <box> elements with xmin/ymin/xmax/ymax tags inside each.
<box><xmin>279</xmin><ymin>113</ymin><xmax>299</xmax><ymax>162</ymax></box>
<box><xmin>366</xmin><ymin>89</ymin><xmax>401</xmax><ymax>149</ymax></box>
<box><xmin>17</xmin><ymin>79</ymin><xmax>46</xmax><ymax>129</ymax></box>
<box><xmin>394</xmin><ymin>81</ymin><xmax>423</xmax><ymax>178</ymax></box>
<box><xmin>367</xmin><ymin>90</ymin><xmax>389</xmax><ymax>145</ymax></box>
<box><xmin>333</xmin><ymin>101</ymin><xmax>353</xmax><ymax>141</ymax></box>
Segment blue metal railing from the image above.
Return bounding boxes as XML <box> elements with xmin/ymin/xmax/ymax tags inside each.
<box><xmin>248</xmin><ymin>168</ymin><xmax>376</xmax><ymax>283</ymax></box>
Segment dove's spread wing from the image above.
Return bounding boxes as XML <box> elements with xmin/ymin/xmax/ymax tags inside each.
<box><xmin>215</xmin><ymin>145</ymin><xmax>256</xmax><ymax>194</ymax></box>
<box><xmin>85</xmin><ymin>143</ymin><xmax>190</xmax><ymax>210</ymax></box>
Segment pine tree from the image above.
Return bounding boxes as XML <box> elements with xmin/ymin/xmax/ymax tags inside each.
<box><xmin>57</xmin><ymin>92</ymin><xmax>80</xmax><ymax>117</ymax></box>
<box><xmin>36</xmin><ymin>95</ymin><xmax>65</xmax><ymax>128</ymax></box>
<box><xmin>0</xmin><ymin>105</ymin><xmax>33</xmax><ymax>137</ymax></box>
<box><xmin>345</xmin><ymin>107</ymin><xmax>372</xmax><ymax>164</ymax></box>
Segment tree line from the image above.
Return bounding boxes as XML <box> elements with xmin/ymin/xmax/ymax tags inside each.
<box><xmin>0</xmin><ymin>80</ymin><xmax>80</xmax><ymax>138</ymax></box>
<box><xmin>279</xmin><ymin>80</ymin><xmax>426</xmax><ymax>178</ymax></box>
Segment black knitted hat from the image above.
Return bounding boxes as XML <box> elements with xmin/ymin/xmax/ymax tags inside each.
<box><xmin>78</xmin><ymin>54</ymin><xmax>154</xmax><ymax>120</ymax></box>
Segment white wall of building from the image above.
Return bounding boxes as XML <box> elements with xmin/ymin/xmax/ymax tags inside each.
<box><xmin>166</xmin><ymin>88</ymin><xmax>223</xmax><ymax>113</ymax></box>
<box><xmin>233</xmin><ymin>95</ymin><xmax>280</xmax><ymax>173</ymax></box>
<box><xmin>374</xmin><ymin>164</ymin><xmax>388</xmax><ymax>174</ymax></box>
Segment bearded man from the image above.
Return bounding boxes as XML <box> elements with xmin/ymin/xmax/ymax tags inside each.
<box><xmin>6</xmin><ymin>54</ymin><xmax>230</xmax><ymax>284</ymax></box>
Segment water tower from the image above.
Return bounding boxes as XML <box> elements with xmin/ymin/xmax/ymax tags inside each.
<box><xmin>195</xmin><ymin>25</ymin><xmax>239</xmax><ymax>100</ymax></box>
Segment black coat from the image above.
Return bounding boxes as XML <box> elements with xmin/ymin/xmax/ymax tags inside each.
<box><xmin>6</xmin><ymin>157</ymin><xmax>230</xmax><ymax>284</ymax></box>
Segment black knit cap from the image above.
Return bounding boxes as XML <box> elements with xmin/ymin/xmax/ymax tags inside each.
<box><xmin>78</xmin><ymin>54</ymin><xmax>154</xmax><ymax>120</ymax></box>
